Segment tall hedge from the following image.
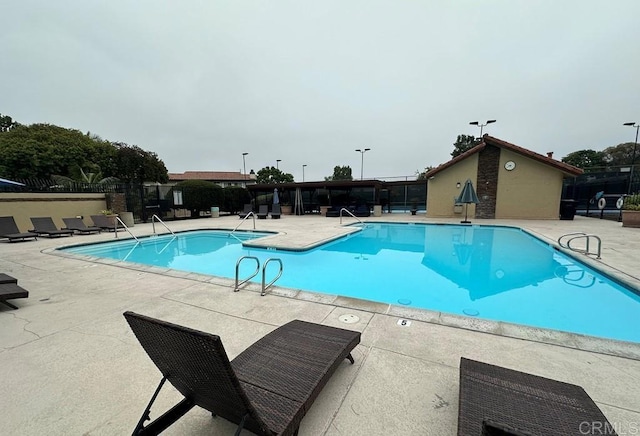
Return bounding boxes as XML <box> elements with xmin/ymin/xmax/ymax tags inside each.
<box><xmin>174</xmin><ymin>180</ymin><xmax>223</xmax><ymax>218</ymax></box>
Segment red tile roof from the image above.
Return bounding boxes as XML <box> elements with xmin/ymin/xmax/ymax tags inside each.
<box><xmin>426</xmin><ymin>135</ymin><xmax>583</xmax><ymax>178</ymax></box>
<box><xmin>168</xmin><ymin>171</ymin><xmax>249</xmax><ymax>181</ymax></box>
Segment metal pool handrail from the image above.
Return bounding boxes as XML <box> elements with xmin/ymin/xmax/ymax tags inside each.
<box><xmin>558</xmin><ymin>232</ymin><xmax>602</xmax><ymax>259</ymax></box>
<box><xmin>152</xmin><ymin>214</ymin><xmax>175</xmax><ymax>236</ymax></box>
<box><xmin>339</xmin><ymin>208</ymin><xmax>362</xmax><ymax>224</ymax></box>
<box><xmin>234</xmin><ymin>256</ymin><xmax>260</xmax><ymax>291</ymax></box>
<box><xmin>114</xmin><ymin>216</ymin><xmax>139</xmax><ymax>241</ymax></box>
<box><xmin>261</xmin><ymin>258</ymin><xmax>283</xmax><ymax>296</ymax></box>
<box><xmin>233</xmin><ymin>211</ymin><xmax>256</xmax><ymax>231</ymax></box>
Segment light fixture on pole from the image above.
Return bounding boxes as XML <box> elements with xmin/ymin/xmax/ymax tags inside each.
<box><xmin>469</xmin><ymin>119</ymin><xmax>497</xmax><ymax>136</ymax></box>
<box><xmin>302</xmin><ymin>164</ymin><xmax>307</xmax><ymax>182</ymax></box>
<box><xmin>276</xmin><ymin>159</ymin><xmax>281</xmax><ymax>170</ymax></box>
<box><xmin>242</xmin><ymin>152</ymin><xmax>248</xmax><ymax>181</ymax></box>
<box><xmin>623</xmin><ymin>122</ymin><xmax>639</xmax><ymax>194</ymax></box>
<box><xmin>355</xmin><ymin>148</ymin><xmax>371</xmax><ymax>180</ymax></box>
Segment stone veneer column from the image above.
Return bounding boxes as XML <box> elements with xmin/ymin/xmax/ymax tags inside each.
<box><xmin>475</xmin><ymin>145</ymin><xmax>500</xmax><ymax>219</ymax></box>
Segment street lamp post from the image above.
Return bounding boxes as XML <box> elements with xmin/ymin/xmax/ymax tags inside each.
<box><xmin>302</xmin><ymin>164</ymin><xmax>307</xmax><ymax>182</ymax></box>
<box><xmin>355</xmin><ymin>148</ymin><xmax>371</xmax><ymax>180</ymax></box>
<box><xmin>276</xmin><ymin>159</ymin><xmax>281</xmax><ymax>170</ymax></box>
<box><xmin>623</xmin><ymin>122</ymin><xmax>639</xmax><ymax>194</ymax></box>
<box><xmin>469</xmin><ymin>119</ymin><xmax>497</xmax><ymax>136</ymax></box>
<box><xmin>242</xmin><ymin>152</ymin><xmax>248</xmax><ymax>184</ymax></box>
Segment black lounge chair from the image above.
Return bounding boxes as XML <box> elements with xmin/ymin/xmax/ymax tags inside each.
<box><xmin>457</xmin><ymin>357</ymin><xmax>617</xmax><ymax>436</ymax></box>
<box><xmin>30</xmin><ymin>217</ymin><xmax>74</xmax><ymax>238</ymax></box>
<box><xmin>256</xmin><ymin>204</ymin><xmax>269</xmax><ymax>219</ymax></box>
<box><xmin>238</xmin><ymin>204</ymin><xmax>253</xmax><ymax>219</ymax></box>
<box><xmin>354</xmin><ymin>205</ymin><xmax>371</xmax><ymax>217</ymax></box>
<box><xmin>62</xmin><ymin>217</ymin><xmax>101</xmax><ymax>234</ymax></box>
<box><xmin>0</xmin><ymin>216</ymin><xmax>38</xmax><ymax>242</ymax></box>
<box><xmin>124</xmin><ymin>312</ymin><xmax>360</xmax><ymax>436</ymax></box>
<box><xmin>0</xmin><ymin>273</ymin><xmax>29</xmax><ymax>309</ymax></box>
<box><xmin>271</xmin><ymin>203</ymin><xmax>281</xmax><ymax>219</ymax></box>
<box><xmin>90</xmin><ymin>214</ymin><xmax>122</xmax><ymax>232</ymax></box>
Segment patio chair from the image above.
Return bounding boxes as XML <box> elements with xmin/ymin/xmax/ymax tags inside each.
<box><xmin>457</xmin><ymin>357</ymin><xmax>617</xmax><ymax>436</ymax></box>
<box><xmin>0</xmin><ymin>273</ymin><xmax>29</xmax><ymax>309</ymax></box>
<box><xmin>30</xmin><ymin>217</ymin><xmax>74</xmax><ymax>238</ymax></box>
<box><xmin>238</xmin><ymin>204</ymin><xmax>253</xmax><ymax>219</ymax></box>
<box><xmin>124</xmin><ymin>312</ymin><xmax>360</xmax><ymax>436</ymax></box>
<box><xmin>62</xmin><ymin>217</ymin><xmax>101</xmax><ymax>235</ymax></box>
<box><xmin>90</xmin><ymin>214</ymin><xmax>122</xmax><ymax>232</ymax></box>
<box><xmin>256</xmin><ymin>204</ymin><xmax>269</xmax><ymax>219</ymax></box>
<box><xmin>271</xmin><ymin>203</ymin><xmax>281</xmax><ymax>219</ymax></box>
<box><xmin>0</xmin><ymin>216</ymin><xmax>38</xmax><ymax>242</ymax></box>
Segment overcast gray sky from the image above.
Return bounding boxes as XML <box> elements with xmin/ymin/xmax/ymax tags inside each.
<box><xmin>2</xmin><ymin>1</ymin><xmax>639</xmax><ymax>182</ymax></box>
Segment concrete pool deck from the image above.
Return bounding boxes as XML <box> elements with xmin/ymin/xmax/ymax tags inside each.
<box><xmin>1</xmin><ymin>213</ymin><xmax>639</xmax><ymax>435</ymax></box>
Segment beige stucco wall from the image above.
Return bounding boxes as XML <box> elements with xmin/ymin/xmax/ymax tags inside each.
<box><xmin>0</xmin><ymin>193</ymin><xmax>107</xmax><ymax>232</ymax></box>
<box><xmin>426</xmin><ymin>154</ymin><xmax>479</xmax><ymax>218</ymax></box>
<box><xmin>495</xmin><ymin>149</ymin><xmax>563</xmax><ymax>219</ymax></box>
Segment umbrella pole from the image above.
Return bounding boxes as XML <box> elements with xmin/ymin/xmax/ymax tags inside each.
<box><xmin>461</xmin><ymin>203</ymin><xmax>470</xmax><ymax>224</ymax></box>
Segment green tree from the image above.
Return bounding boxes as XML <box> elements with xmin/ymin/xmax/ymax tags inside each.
<box><xmin>416</xmin><ymin>166</ymin><xmax>435</xmax><ymax>180</ymax></box>
<box><xmin>174</xmin><ymin>180</ymin><xmax>223</xmax><ymax>218</ymax></box>
<box><xmin>451</xmin><ymin>134</ymin><xmax>479</xmax><ymax>158</ymax></box>
<box><xmin>561</xmin><ymin>150</ymin><xmax>605</xmax><ymax>169</ymax></box>
<box><xmin>112</xmin><ymin>142</ymin><xmax>169</xmax><ymax>183</ymax></box>
<box><xmin>325</xmin><ymin>165</ymin><xmax>353</xmax><ymax>181</ymax></box>
<box><xmin>255</xmin><ymin>166</ymin><xmax>294</xmax><ymax>184</ymax></box>
<box><xmin>602</xmin><ymin>143</ymin><xmax>638</xmax><ymax>167</ymax></box>
<box><xmin>223</xmin><ymin>186</ymin><xmax>251</xmax><ymax>214</ymax></box>
<box><xmin>0</xmin><ymin>113</ymin><xmax>20</xmax><ymax>132</ymax></box>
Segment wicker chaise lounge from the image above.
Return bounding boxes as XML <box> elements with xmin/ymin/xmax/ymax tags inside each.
<box><xmin>30</xmin><ymin>217</ymin><xmax>74</xmax><ymax>238</ymax></box>
<box><xmin>0</xmin><ymin>216</ymin><xmax>38</xmax><ymax>242</ymax></box>
<box><xmin>457</xmin><ymin>357</ymin><xmax>617</xmax><ymax>436</ymax></box>
<box><xmin>90</xmin><ymin>214</ymin><xmax>122</xmax><ymax>232</ymax></box>
<box><xmin>62</xmin><ymin>217</ymin><xmax>101</xmax><ymax>234</ymax></box>
<box><xmin>124</xmin><ymin>312</ymin><xmax>360</xmax><ymax>435</ymax></box>
<box><xmin>0</xmin><ymin>273</ymin><xmax>29</xmax><ymax>309</ymax></box>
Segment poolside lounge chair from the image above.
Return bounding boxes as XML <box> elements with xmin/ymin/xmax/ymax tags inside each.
<box><xmin>91</xmin><ymin>214</ymin><xmax>122</xmax><ymax>232</ymax></box>
<box><xmin>0</xmin><ymin>216</ymin><xmax>38</xmax><ymax>242</ymax></box>
<box><xmin>124</xmin><ymin>311</ymin><xmax>360</xmax><ymax>436</ymax></box>
<box><xmin>0</xmin><ymin>273</ymin><xmax>29</xmax><ymax>309</ymax></box>
<box><xmin>256</xmin><ymin>204</ymin><xmax>269</xmax><ymax>219</ymax></box>
<box><xmin>62</xmin><ymin>217</ymin><xmax>101</xmax><ymax>235</ymax></box>
<box><xmin>271</xmin><ymin>203</ymin><xmax>281</xmax><ymax>219</ymax></box>
<box><xmin>457</xmin><ymin>357</ymin><xmax>617</xmax><ymax>436</ymax></box>
<box><xmin>30</xmin><ymin>217</ymin><xmax>74</xmax><ymax>238</ymax></box>
<box><xmin>238</xmin><ymin>204</ymin><xmax>253</xmax><ymax>219</ymax></box>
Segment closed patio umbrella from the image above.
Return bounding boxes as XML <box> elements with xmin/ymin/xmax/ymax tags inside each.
<box><xmin>456</xmin><ymin>179</ymin><xmax>479</xmax><ymax>224</ymax></box>
<box><xmin>273</xmin><ymin>188</ymin><xmax>279</xmax><ymax>205</ymax></box>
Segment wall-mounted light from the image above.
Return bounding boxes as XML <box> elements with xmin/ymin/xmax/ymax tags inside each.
<box><xmin>429</xmin><ymin>176</ymin><xmax>435</xmax><ymax>180</ymax></box>
<box><xmin>456</xmin><ymin>182</ymin><xmax>461</xmax><ymax>188</ymax></box>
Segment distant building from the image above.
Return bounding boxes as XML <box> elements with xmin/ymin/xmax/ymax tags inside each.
<box><xmin>168</xmin><ymin>170</ymin><xmax>256</xmax><ymax>188</ymax></box>
<box><xmin>426</xmin><ymin>135</ymin><xmax>583</xmax><ymax>220</ymax></box>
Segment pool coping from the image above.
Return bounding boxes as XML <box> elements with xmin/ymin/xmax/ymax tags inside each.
<box><xmin>46</xmin><ymin>225</ymin><xmax>640</xmax><ymax>361</ymax></box>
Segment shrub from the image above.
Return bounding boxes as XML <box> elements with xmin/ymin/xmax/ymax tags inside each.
<box><xmin>174</xmin><ymin>180</ymin><xmax>223</xmax><ymax>218</ymax></box>
<box><xmin>223</xmin><ymin>186</ymin><xmax>251</xmax><ymax>214</ymax></box>
<box><xmin>623</xmin><ymin>194</ymin><xmax>640</xmax><ymax>211</ymax></box>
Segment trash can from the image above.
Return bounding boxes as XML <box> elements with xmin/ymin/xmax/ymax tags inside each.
<box><xmin>119</xmin><ymin>211</ymin><xmax>134</xmax><ymax>227</ymax></box>
<box><xmin>373</xmin><ymin>205</ymin><xmax>382</xmax><ymax>217</ymax></box>
<box><xmin>211</xmin><ymin>206</ymin><xmax>220</xmax><ymax>218</ymax></box>
<box><xmin>559</xmin><ymin>199</ymin><xmax>576</xmax><ymax>220</ymax></box>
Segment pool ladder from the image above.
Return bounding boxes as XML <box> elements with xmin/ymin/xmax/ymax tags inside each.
<box><xmin>234</xmin><ymin>256</ymin><xmax>283</xmax><ymax>296</ymax></box>
<box><xmin>558</xmin><ymin>232</ymin><xmax>602</xmax><ymax>259</ymax></box>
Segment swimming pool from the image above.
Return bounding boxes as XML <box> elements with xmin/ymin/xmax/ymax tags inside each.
<box><xmin>60</xmin><ymin>223</ymin><xmax>640</xmax><ymax>343</ymax></box>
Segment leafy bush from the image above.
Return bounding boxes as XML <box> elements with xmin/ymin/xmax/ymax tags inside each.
<box><xmin>174</xmin><ymin>180</ymin><xmax>223</xmax><ymax>218</ymax></box>
<box><xmin>624</xmin><ymin>194</ymin><xmax>640</xmax><ymax>211</ymax></box>
<box><xmin>223</xmin><ymin>186</ymin><xmax>251</xmax><ymax>214</ymax></box>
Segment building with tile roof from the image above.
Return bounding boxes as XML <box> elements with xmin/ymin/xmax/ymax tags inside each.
<box><xmin>426</xmin><ymin>135</ymin><xmax>583</xmax><ymax>220</ymax></box>
<box><xmin>167</xmin><ymin>171</ymin><xmax>256</xmax><ymax>188</ymax></box>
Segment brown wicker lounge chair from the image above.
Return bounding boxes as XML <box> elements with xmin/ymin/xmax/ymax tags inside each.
<box><xmin>238</xmin><ymin>203</ymin><xmax>253</xmax><ymax>219</ymax></box>
<box><xmin>256</xmin><ymin>204</ymin><xmax>269</xmax><ymax>219</ymax></box>
<box><xmin>90</xmin><ymin>214</ymin><xmax>122</xmax><ymax>232</ymax></box>
<box><xmin>0</xmin><ymin>273</ymin><xmax>29</xmax><ymax>309</ymax></box>
<box><xmin>30</xmin><ymin>217</ymin><xmax>74</xmax><ymax>238</ymax></box>
<box><xmin>0</xmin><ymin>216</ymin><xmax>38</xmax><ymax>242</ymax></box>
<box><xmin>124</xmin><ymin>311</ymin><xmax>360</xmax><ymax>436</ymax></box>
<box><xmin>62</xmin><ymin>217</ymin><xmax>101</xmax><ymax>234</ymax></box>
<box><xmin>457</xmin><ymin>357</ymin><xmax>617</xmax><ymax>436</ymax></box>
<box><xmin>271</xmin><ymin>203</ymin><xmax>281</xmax><ymax>219</ymax></box>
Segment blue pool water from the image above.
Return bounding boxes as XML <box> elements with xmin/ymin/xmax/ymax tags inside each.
<box><xmin>61</xmin><ymin>224</ymin><xmax>640</xmax><ymax>343</ymax></box>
